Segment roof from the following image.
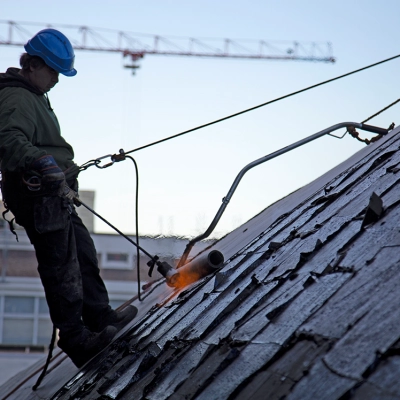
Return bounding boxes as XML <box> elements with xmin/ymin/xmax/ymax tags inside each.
<box><xmin>3</xmin><ymin>125</ymin><xmax>400</xmax><ymax>400</ymax></box>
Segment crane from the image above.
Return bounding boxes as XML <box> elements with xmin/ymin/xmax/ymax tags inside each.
<box><xmin>0</xmin><ymin>20</ymin><xmax>335</xmax><ymax>74</ymax></box>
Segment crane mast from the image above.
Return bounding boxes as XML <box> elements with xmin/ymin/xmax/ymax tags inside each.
<box><xmin>0</xmin><ymin>20</ymin><xmax>335</xmax><ymax>74</ymax></box>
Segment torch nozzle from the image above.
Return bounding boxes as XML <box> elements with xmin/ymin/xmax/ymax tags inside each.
<box><xmin>157</xmin><ymin>261</ymin><xmax>176</xmax><ymax>281</ymax></box>
<box><xmin>157</xmin><ymin>250</ymin><xmax>224</xmax><ymax>288</ymax></box>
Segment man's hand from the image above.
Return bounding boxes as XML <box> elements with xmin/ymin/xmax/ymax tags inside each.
<box><xmin>31</xmin><ymin>155</ymin><xmax>65</xmax><ymax>196</ymax></box>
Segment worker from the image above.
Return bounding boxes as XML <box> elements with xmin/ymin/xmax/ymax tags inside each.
<box><xmin>0</xmin><ymin>29</ymin><xmax>137</xmax><ymax>368</ymax></box>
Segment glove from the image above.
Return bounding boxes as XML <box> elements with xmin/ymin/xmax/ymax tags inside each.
<box><xmin>31</xmin><ymin>155</ymin><xmax>65</xmax><ymax>196</ymax></box>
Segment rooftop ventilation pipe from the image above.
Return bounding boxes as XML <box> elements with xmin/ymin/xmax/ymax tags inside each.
<box><xmin>177</xmin><ymin>122</ymin><xmax>390</xmax><ymax>267</ymax></box>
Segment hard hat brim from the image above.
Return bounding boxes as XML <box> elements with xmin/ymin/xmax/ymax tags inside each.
<box><xmin>61</xmin><ymin>68</ymin><xmax>77</xmax><ymax>77</ymax></box>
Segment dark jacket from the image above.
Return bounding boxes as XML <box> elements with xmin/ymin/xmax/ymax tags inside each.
<box><xmin>0</xmin><ymin>67</ymin><xmax>79</xmax><ymax>180</ymax></box>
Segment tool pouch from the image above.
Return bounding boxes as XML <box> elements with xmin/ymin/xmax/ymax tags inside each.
<box><xmin>34</xmin><ymin>196</ymin><xmax>69</xmax><ymax>234</ymax></box>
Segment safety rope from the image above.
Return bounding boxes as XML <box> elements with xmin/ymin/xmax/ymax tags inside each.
<box><xmin>32</xmin><ymin>325</ymin><xmax>57</xmax><ymax>390</ymax></box>
<box><xmin>125</xmin><ymin>155</ymin><xmax>142</xmax><ymax>302</ymax></box>
<box><xmin>121</xmin><ymin>53</ymin><xmax>400</xmax><ymax>156</ymax></box>
<box><xmin>362</xmin><ymin>98</ymin><xmax>400</xmax><ymax>124</ymax></box>
<box><xmin>79</xmin><ymin>53</ymin><xmax>400</xmax><ymax>170</ymax></box>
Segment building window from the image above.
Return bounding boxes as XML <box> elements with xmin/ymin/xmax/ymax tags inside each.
<box><xmin>38</xmin><ymin>298</ymin><xmax>49</xmax><ymax>314</ymax></box>
<box><xmin>5</xmin><ymin>296</ymin><xmax>34</xmax><ymax>314</ymax></box>
<box><xmin>107</xmin><ymin>253</ymin><xmax>129</xmax><ymax>262</ymax></box>
<box><xmin>0</xmin><ymin>295</ymin><xmax>52</xmax><ymax>346</ymax></box>
<box><xmin>102</xmin><ymin>252</ymin><xmax>132</xmax><ymax>269</ymax></box>
<box><xmin>3</xmin><ymin>318</ymin><xmax>34</xmax><ymax>344</ymax></box>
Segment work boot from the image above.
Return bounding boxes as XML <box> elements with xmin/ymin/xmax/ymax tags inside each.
<box><xmin>58</xmin><ymin>325</ymin><xmax>118</xmax><ymax>368</ymax></box>
<box><xmin>91</xmin><ymin>305</ymin><xmax>138</xmax><ymax>333</ymax></box>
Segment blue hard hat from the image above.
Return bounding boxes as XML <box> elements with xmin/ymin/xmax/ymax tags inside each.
<box><xmin>24</xmin><ymin>29</ymin><xmax>77</xmax><ymax>77</ymax></box>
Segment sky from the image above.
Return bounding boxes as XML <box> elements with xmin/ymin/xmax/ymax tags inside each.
<box><xmin>1</xmin><ymin>0</ymin><xmax>400</xmax><ymax>239</ymax></box>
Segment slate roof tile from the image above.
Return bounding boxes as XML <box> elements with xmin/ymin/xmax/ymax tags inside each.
<box><xmin>285</xmin><ymin>359</ymin><xmax>357</xmax><ymax>400</ymax></box>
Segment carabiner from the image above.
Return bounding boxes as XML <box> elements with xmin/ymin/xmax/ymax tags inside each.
<box><xmin>94</xmin><ymin>154</ymin><xmax>115</xmax><ymax>169</ymax></box>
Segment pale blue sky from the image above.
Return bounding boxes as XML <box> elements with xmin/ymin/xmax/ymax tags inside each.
<box><xmin>1</xmin><ymin>1</ymin><xmax>399</xmax><ymax>237</ymax></box>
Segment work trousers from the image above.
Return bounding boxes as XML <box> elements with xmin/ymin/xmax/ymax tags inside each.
<box><xmin>2</xmin><ymin>177</ymin><xmax>111</xmax><ymax>340</ymax></box>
